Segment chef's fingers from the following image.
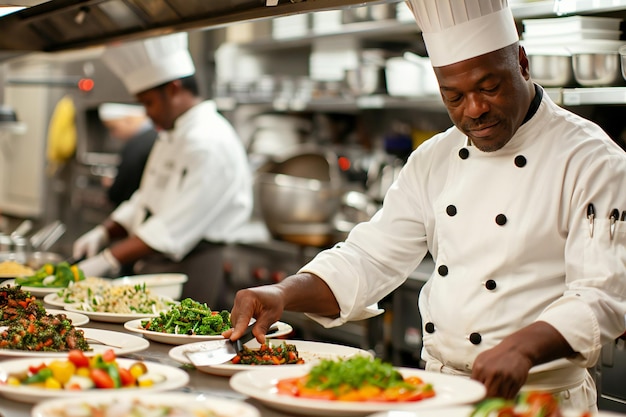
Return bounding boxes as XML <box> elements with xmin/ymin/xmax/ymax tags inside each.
<box><xmin>226</xmin><ymin>286</ymin><xmax>284</xmax><ymax>343</ymax></box>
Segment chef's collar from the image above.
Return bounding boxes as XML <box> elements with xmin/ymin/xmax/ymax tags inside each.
<box><xmin>521</xmin><ymin>84</ymin><xmax>543</xmax><ymax>126</ymax></box>
<box><xmin>464</xmin><ymin>84</ymin><xmax>543</xmax><ymax>148</ymax></box>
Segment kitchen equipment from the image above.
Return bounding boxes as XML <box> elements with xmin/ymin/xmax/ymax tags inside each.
<box><xmin>366</xmin><ymin>154</ymin><xmax>404</xmax><ymax>202</ymax></box>
<box><xmin>29</xmin><ymin>220</ymin><xmax>65</xmax><ymax>251</ymax></box>
<box><xmin>344</xmin><ymin>65</ymin><xmax>386</xmax><ymax>96</ymax></box>
<box><xmin>333</xmin><ymin>190</ymin><xmax>380</xmax><ymax>240</ymax></box>
<box><xmin>0</xmin><ymin>251</ymin><xmax>63</xmax><ymax>269</ymax></box>
<box><xmin>257</xmin><ymin>173</ymin><xmax>341</xmax><ymax>226</ymax></box>
<box><xmin>271</xmin><ymin>222</ymin><xmax>337</xmax><ymax>247</ymax></box>
<box><xmin>256</xmin><ymin>146</ymin><xmax>343</xmax><ymax>247</ymax></box>
<box><xmin>521</xmin><ymin>41</ymin><xmax>576</xmax><ymax>87</ymax></box>
<box><xmin>568</xmin><ymin>40</ymin><xmax>626</xmax><ymax>87</ymax></box>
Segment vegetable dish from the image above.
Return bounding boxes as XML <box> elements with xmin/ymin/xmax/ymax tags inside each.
<box><xmin>276</xmin><ymin>356</ymin><xmax>435</xmax><ymax>402</ymax></box>
<box><xmin>471</xmin><ymin>392</ymin><xmax>593</xmax><ymax>417</ymax></box>
<box><xmin>140</xmin><ymin>298</ymin><xmax>230</xmax><ymax>335</ymax></box>
<box><xmin>0</xmin><ymin>286</ymin><xmax>90</xmax><ymax>352</ymax></box>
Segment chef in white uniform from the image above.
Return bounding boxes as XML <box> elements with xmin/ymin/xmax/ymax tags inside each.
<box><xmin>225</xmin><ymin>0</ymin><xmax>626</xmax><ymax>410</ymax></box>
<box><xmin>73</xmin><ymin>33</ymin><xmax>253</xmax><ymax>309</ymax></box>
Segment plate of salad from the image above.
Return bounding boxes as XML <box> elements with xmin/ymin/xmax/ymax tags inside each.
<box><xmin>0</xmin><ymin>350</ymin><xmax>188</xmax><ymax>403</ymax></box>
<box><xmin>122</xmin><ymin>298</ymin><xmax>293</xmax><ymax>345</ymax></box>
<box><xmin>229</xmin><ymin>357</ymin><xmax>486</xmax><ymax>416</ymax></box>
<box><xmin>1</xmin><ymin>261</ymin><xmax>87</xmax><ymax>297</ymax></box>
<box><xmin>170</xmin><ymin>339</ymin><xmax>372</xmax><ymax>377</ymax></box>
<box><xmin>31</xmin><ymin>392</ymin><xmax>261</xmax><ymax>417</ymax></box>
<box><xmin>61</xmin><ymin>283</ymin><xmax>175</xmax><ymax>323</ymax></box>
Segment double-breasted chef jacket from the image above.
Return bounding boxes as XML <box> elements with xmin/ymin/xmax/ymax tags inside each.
<box><xmin>111</xmin><ymin>100</ymin><xmax>253</xmax><ymax>262</ymax></box>
<box><xmin>302</xmin><ymin>86</ymin><xmax>626</xmax><ymax>392</ymax></box>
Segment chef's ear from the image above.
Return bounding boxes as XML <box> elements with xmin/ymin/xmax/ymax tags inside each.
<box><xmin>518</xmin><ymin>45</ymin><xmax>531</xmax><ymax>80</ymax></box>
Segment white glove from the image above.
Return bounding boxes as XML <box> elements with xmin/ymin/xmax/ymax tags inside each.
<box><xmin>76</xmin><ymin>249</ymin><xmax>121</xmax><ymax>278</ymax></box>
<box><xmin>73</xmin><ymin>225</ymin><xmax>109</xmax><ymax>259</ymax></box>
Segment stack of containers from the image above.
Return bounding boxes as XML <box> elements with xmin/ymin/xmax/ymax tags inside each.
<box><xmin>521</xmin><ymin>16</ymin><xmax>625</xmax><ymax>87</ymax></box>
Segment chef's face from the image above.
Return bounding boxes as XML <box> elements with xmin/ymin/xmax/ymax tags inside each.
<box><xmin>434</xmin><ymin>44</ymin><xmax>532</xmax><ymax>152</ymax></box>
<box><xmin>136</xmin><ymin>83</ymin><xmax>177</xmax><ymax>131</ymax></box>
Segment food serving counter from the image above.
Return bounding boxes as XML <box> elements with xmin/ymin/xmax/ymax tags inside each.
<box><xmin>0</xmin><ymin>318</ymin><xmax>300</xmax><ymax>417</ymax></box>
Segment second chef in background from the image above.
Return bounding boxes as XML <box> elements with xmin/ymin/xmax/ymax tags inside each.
<box><xmin>73</xmin><ymin>32</ymin><xmax>253</xmax><ymax>310</ymax></box>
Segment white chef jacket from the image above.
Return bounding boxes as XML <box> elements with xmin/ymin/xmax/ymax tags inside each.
<box><xmin>301</xmin><ymin>88</ymin><xmax>626</xmax><ymax>390</ymax></box>
<box><xmin>111</xmin><ymin>100</ymin><xmax>253</xmax><ymax>261</ymax></box>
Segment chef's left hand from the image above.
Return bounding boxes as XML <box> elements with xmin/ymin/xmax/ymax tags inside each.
<box><xmin>471</xmin><ymin>344</ymin><xmax>532</xmax><ymax>399</ymax></box>
<box><xmin>471</xmin><ymin>321</ymin><xmax>574</xmax><ymax>399</ymax></box>
<box><xmin>77</xmin><ymin>249</ymin><xmax>121</xmax><ymax>278</ymax></box>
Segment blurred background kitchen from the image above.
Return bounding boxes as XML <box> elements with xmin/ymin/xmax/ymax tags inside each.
<box><xmin>0</xmin><ymin>0</ymin><xmax>626</xmax><ymax>412</ymax></box>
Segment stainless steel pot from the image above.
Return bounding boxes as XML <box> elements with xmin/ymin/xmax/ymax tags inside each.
<box><xmin>257</xmin><ymin>173</ymin><xmax>342</xmax><ymax>227</ymax></box>
<box><xmin>255</xmin><ymin>146</ymin><xmax>344</xmax><ymax>243</ymax></box>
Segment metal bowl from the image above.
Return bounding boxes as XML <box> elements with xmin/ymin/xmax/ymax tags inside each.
<box><xmin>528</xmin><ymin>54</ymin><xmax>575</xmax><ymax>87</ymax></box>
<box><xmin>572</xmin><ymin>52</ymin><xmax>623</xmax><ymax>87</ymax></box>
<box><xmin>256</xmin><ymin>173</ymin><xmax>342</xmax><ymax>228</ymax></box>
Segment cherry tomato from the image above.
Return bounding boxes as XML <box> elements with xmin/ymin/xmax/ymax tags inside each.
<box><xmin>118</xmin><ymin>367</ymin><xmax>136</xmax><ymax>387</ymax></box>
<box><xmin>68</xmin><ymin>350</ymin><xmax>90</xmax><ymax>368</ymax></box>
<box><xmin>90</xmin><ymin>368</ymin><xmax>115</xmax><ymax>389</ymax></box>
<box><xmin>102</xmin><ymin>349</ymin><xmax>116</xmax><ymax>363</ymax></box>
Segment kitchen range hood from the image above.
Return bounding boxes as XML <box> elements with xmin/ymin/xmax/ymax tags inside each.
<box><xmin>0</xmin><ymin>0</ymin><xmax>398</xmax><ymax>53</ymax></box>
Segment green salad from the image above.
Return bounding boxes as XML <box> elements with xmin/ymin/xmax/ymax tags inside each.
<box><xmin>15</xmin><ymin>262</ymin><xmax>85</xmax><ymax>288</ymax></box>
<box><xmin>140</xmin><ymin>298</ymin><xmax>231</xmax><ymax>335</ymax></box>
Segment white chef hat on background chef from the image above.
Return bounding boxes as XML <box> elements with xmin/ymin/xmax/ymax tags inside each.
<box><xmin>101</xmin><ymin>32</ymin><xmax>196</xmax><ymax>95</ymax></box>
<box><xmin>98</xmin><ymin>103</ymin><xmax>146</xmax><ymax>121</ymax></box>
<box><xmin>405</xmin><ymin>0</ymin><xmax>520</xmax><ymax>67</ymax></box>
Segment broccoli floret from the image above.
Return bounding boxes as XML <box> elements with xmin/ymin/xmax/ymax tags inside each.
<box><xmin>219</xmin><ymin>310</ymin><xmax>231</xmax><ymax>328</ymax></box>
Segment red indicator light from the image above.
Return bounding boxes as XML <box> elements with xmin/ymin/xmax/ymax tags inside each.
<box><xmin>78</xmin><ymin>78</ymin><xmax>94</xmax><ymax>92</ymax></box>
<box><xmin>338</xmin><ymin>156</ymin><xmax>351</xmax><ymax>171</ymax></box>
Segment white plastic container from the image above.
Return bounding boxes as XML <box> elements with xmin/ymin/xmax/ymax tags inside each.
<box><xmin>385</xmin><ymin>54</ymin><xmax>439</xmax><ymax>97</ymax></box>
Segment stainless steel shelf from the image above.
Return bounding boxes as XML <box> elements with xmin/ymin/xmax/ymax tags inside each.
<box><xmin>561</xmin><ymin>87</ymin><xmax>626</xmax><ymax>105</ymax></box>
<box><xmin>216</xmin><ymin>94</ymin><xmax>446</xmax><ymax>113</ymax></box>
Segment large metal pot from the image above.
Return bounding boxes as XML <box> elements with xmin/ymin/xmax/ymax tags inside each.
<box><xmin>255</xmin><ymin>146</ymin><xmax>343</xmax><ymax>245</ymax></box>
<box><xmin>257</xmin><ymin>173</ymin><xmax>342</xmax><ymax>229</ymax></box>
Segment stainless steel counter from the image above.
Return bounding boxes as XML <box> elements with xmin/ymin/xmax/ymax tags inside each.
<box><xmin>0</xmin><ymin>316</ymin><xmax>301</xmax><ymax>417</ymax></box>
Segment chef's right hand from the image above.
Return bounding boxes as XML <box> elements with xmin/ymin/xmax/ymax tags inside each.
<box><xmin>72</xmin><ymin>225</ymin><xmax>109</xmax><ymax>259</ymax></box>
<box><xmin>223</xmin><ymin>285</ymin><xmax>286</xmax><ymax>345</ymax></box>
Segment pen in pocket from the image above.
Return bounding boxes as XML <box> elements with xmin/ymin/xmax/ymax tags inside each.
<box><xmin>610</xmin><ymin>208</ymin><xmax>620</xmax><ymax>240</ymax></box>
<box><xmin>587</xmin><ymin>203</ymin><xmax>595</xmax><ymax>238</ymax></box>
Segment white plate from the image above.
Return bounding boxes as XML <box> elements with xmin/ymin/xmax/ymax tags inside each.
<box><xmin>41</xmin><ymin>293</ymin><xmax>68</xmax><ymax>308</ymax></box>
<box><xmin>31</xmin><ymin>392</ymin><xmax>260</xmax><ymax>417</ymax></box>
<box><xmin>366</xmin><ymin>407</ymin><xmax>474</xmax><ymax>417</ymax></box>
<box><xmin>0</xmin><ymin>328</ymin><xmax>149</xmax><ymax>358</ymax></box>
<box><xmin>365</xmin><ymin>409</ymin><xmax>623</xmax><ymax>417</ymax></box>
<box><xmin>63</xmin><ymin>300</ymin><xmax>173</xmax><ymax>323</ymax></box>
<box><xmin>0</xmin><ymin>357</ymin><xmax>188</xmax><ymax>404</ymax></box>
<box><xmin>124</xmin><ymin>318</ymin><xmax>293</xmax><ymax>345</ymax></box>
<box><xmin>170</xmin><ymin>339</ymin><xmax>373</xmax><ymax>377</ymax></box>
<box><xmin>46</xmin><ymin>308</ymin><xmax>89</xmax><ymax>326</ymax></box>
<box><xmin>229</xmin><ymin>367</ymin><xmax>486</xmax><ymax>417</ymax></box>
<box><xmin>0</xmin><ymin>279</ymin><xmax>64</xmax><ymax>297</ymax></box>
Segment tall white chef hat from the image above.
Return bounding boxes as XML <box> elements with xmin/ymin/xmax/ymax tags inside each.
<box><xmin>101</xmin><ymin>32</ymin><xmax>196</xmax><ymax>95</ymax></box>
<box><xmin>98</xmin><ymin>103</ymin><xmax>146</xmax><ymax>121</ymax></box>
<box><xmin>405</xmin><ymin>0</ymin><xmax>520</xmax><ymax>67</ymax></box>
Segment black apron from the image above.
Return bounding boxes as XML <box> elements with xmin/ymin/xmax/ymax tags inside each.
<box><xmin>131</xmin><ymin>241</ymin><xmax>230</xmax><ymax>312</ymax></box>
